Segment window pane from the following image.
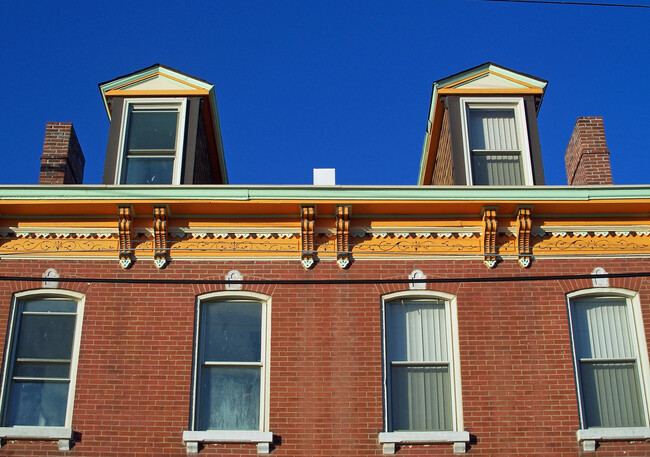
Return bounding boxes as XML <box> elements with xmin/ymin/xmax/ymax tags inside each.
<box><xmin>16</xmin><ymin>314</ymin><xmax>75</xmax><ymax>361</ymax></box>
<box><xmin>468</xmin><ymin>109</ymin><xmax>518</xmax><ymax>151</ymax></box>
<box><xmin>124</xmin><ymin>157</ymin><xmax>174</xmax><ymax>184</ymax></box>
<box><xmin>391</xmin><ymin>366</ymin><xmax>451</xmax><ymax>431</ymax></box>
<box><xmin>15</xmin><ymin>361</ymin><xmax>70</xmax><ymax>379</ymax></box>
<box><xmin>203</xmin><ymin>301</ymin><xmax>261</xmax><ymax>363</ymax></box>
<box><xmin>198</xmin><ymin>366</ymin><xmax>260</xmax><ymax>431</ymax></box>
<box><xmin>472</xmin><ymin>153</ymin><xmax>523</xmax><ymax>185</ymax></box>
<box><xmin>127</xmin><ymin>111</ymin><xmax>178</xmax><ymax>151</ymax></box>
<box><xmin>23</xmin><ymin>299</ymin><xmax>76</xmax><ymax>313</ymax></box>
<box><xmin>6</xmin><ymin>380</ymin><xmax>69</xmax><ymax>427</ymax></box>
<box><xmin>388</xmin><ymin>301</ymin><xmax>447</xmax><ymax>363</ymax></box>
<box><xmin>580</xmin><ymin>362</ymin><xmax>645</xmax><ymax>427</ymax></box>
<box><xmin>572</xmin><ymin>297</ymin><xmax>635</xmax><ymax>359</ymax></box>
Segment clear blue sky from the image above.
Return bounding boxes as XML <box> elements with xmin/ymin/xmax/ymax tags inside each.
<box><xmin>0</xmin><ymin>1</ymin><xmax>647</xmax><ymax>186</ymax></box>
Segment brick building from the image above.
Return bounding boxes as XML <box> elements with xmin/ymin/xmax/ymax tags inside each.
<box><xmin>0</xmin><ymin>63</ymin><xmax>648</xmax><ymax>456</ymax></box>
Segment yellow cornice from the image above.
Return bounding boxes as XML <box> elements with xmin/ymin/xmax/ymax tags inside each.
<box><xmin>104</xmin><ymin>89</ymin><xmax>210</xmax><ymax>97</ymax></box>
<box><xmin>437</xmin><ymin>88</ymin><xmax>544</xmax><ymax>95</ymax></box>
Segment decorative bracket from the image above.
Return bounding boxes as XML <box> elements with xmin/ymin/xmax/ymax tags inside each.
<box><xmin>516</xmin><ymin>206</ymin><xmax>533</xmax><ymax>268</ymax></box>
<box><xmin>336</xmin><ymin>205</ymin><xmax>351</xmax><ymax>269</ymax></box>
<box><xmin>118</xmin><ymin>205</ymin><xmax>134</xmax><ymax>269</ymax></box>
<box><xmin>153</xmin><ymin>206</ymin><xmax>168</xmax><ymax>269</ymax></box>
<box><xmin>482</xmin><ymin>207</ymin><xmax>498</xmax><ymax>268</ymax></box>
<box><xmin>300</xmin><ymin>206</ymin><xmax>316</xmax><ymax>269</ymax></box>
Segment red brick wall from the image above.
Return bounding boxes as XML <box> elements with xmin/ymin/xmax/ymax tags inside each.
<box><xmin>431</xmin><ymin>110</ymin><xmax>454</xmax><ymax>186</ymax></box>
<box><xmin>564</xmin><ymin>117</ymin><xmax>613</xmax><ymax>185</ymax></box>
<box><xmin>0</xmin><ymin>257</ymin><xmax>649</xmax><ymax>456</ymax></box>
<box><xmin>39</xmin><ymin>122</ymin><xmax>85</xmax><ymax>185</ymax></box>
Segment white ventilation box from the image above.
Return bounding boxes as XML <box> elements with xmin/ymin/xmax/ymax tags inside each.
<box><xmin>313</xmin><ymin>168</ymin><xmax>336</xmax><ymax>185</ymax></box>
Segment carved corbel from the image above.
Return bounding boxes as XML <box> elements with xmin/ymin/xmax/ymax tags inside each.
<box><xmin>118</xmin><ymin>205</ymin><xmax>134</xmax><ymax>269</ymax></box>
<box><xmin>300</xmin><ymin>206</ymin><xmax>316</xmax><ymax>269</ymax></box>
<box><xmin>516</xmin><ymin>206</ymin><xmax>533</xmax><ymax>268</ymax></box>
<box><xmin>336</xmin><ymin>205</ymin><xmax>351</xmax><ymax>269</ymax></box>
<box><xmin>153</xmin><ymin>206</ymin><xmax>168</xmax><ymax>269</ymax></box>
<box><xmin>482</xmin><ymin>207</ymin><xmax>498</xmax><ymax>268</ymax></box>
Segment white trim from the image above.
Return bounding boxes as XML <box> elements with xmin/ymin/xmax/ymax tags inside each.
<box><xmin>183</xmin><ymin>430</ymin><xmax>273</xmax><ymax>443</ymax></box>
<box><xmin>190</xmin><ymin>291</ymin><xmax>272</xmax><ymax>435</ymax></box>
<box><xmin>378</xmin><ymin>430</ymin><xmax>470</xmax><ymax>444</ymax></box>
<box><xmin>0</xmin><ymin>426</ymin><xmax>73</xmax><ymax>440</ymax></box>
<box><xmin>0</xmin><ymin>290</ymin><xmax>85</xmax><ymax>433</ymax></box>
<box><xmin>577</xmin><ymin>427</ymin><xmax>650</xmax><ymax>441</ymax></box>
<box><xmin>459</xmin><ymin>97</ymin><xmax>533</xmax><ymax>186</ymax></box>
<box><xmin>566</xmin><ymin>288</ymin><xmax>650</xmax><ymax>433</ymax></box>
<box><xmin>380</xmin><ymin>290</ymin><xmax>464</xmax><ymax>433</ymax></box>
<box><xmin>115</xmin><ymin>98</ymin><xmax>188</xmax><ymax>185</ymax></box>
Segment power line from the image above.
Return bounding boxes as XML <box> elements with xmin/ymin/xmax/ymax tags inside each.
<box><xmin>473</xmin><ymin>0</ymin><xmax>650</xmax><ymax>8</ymax></box>
<box><xmin>3</xmin><ymin>271</ymin><xmax>650</xmax><ymax>286</ymax></box>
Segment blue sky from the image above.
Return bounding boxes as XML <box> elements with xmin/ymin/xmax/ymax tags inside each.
<box><xmin>0</xmin><ymin>1</ymin><xmax>648</xmax><ymax>186</ymax></box>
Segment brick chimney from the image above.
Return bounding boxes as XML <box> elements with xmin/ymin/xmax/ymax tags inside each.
<box><xmin>39</xmin><ymin>122</ymin><xmax>85</xmax><ymax>184</ymax></box>
<box><xmin>564</xmin><ymin>117</ymin><xmax>613</xmax><ymax>185</ymax></box>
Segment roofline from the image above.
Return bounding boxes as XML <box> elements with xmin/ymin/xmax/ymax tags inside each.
<box><xmin>1</xmin><ymin>185</ymin><xmax>649</xmax><ymax>202</ymax></box>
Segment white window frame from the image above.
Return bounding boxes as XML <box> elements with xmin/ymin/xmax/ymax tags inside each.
<box><xmin>566</xmin><ymin>288</ymin><xmax>650</xmax><ymax>448</ymax></box>
<box><xmin>183</xmin><ymin>291</ymin><xmax>272</xmax><ymax>454</ymax></box>
<box><xmin>459</xmin><ymin>97</ymin><xmax>534</xmax><ymax>186</ymax></box>
<box><xmin>0</xmin><ymin>290</ymin><xmax>85</xmax><ymax>449</ymax></box>
<box><xmin>379</xmin><ymin>291</ymin><xmax>468</xmax><ymax>454</ymax></box>
<box><xmin>115</xmin><ymin>97</ymin><xmax>187</xmax><ymax>185</ymax></box>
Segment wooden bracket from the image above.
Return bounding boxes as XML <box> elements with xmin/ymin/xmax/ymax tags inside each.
<box><xmin>153</xmin><ymin>206</ymin><xmax>168</xmax><ymax>269</ymax></box>
<box><xmin>482</xmin><ymin>207</ymin><xmax>498</xmax><ymax>268</ymax></box>
<box><xmin>300</xmin><ymin>206</ymin><xmax>316</xmax><ymax>269</ymax></box>
<box><xmin>516</xmin><ymin>206</ymin><xmax>533</xmax><ymax>268</ymax></box>
<box><xmin>118</xmin><ymin>205</ymin><xmax>133</xmax><ymax>269</ymax></box>
<box><xmin>336</xmin><ymin>205</ymin><xmax>351</xmax><ymax>269</ymax></box>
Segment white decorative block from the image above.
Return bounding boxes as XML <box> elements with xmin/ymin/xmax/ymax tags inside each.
<box><xmin>453</xmin><ymin>441</ymin><xmax>466</xmax><ymax>454</ymax></box>
<box><xmin>382</xmin><ymin>443</ymin><xmax>396</xmax><ymax>454</ymax></box>
<box><xmin>226</xmin><ymin>270</ymin><xmax>243</xmax><ymax>290</ymax></box>
<box><xmin>186</xmin><ymin>441</ymin><xmax>199</xmax><ymax>453</ymax></box>
<box><xmin>42</xmin><ymin>268</ymin><xmax>60</xmax><ymax>288</ymax></box>
<box><xmin>582</xmin><ymin>440</ymin><xmax>596</xmax><ymax>452</ymax></box>
<box><xmin>408</xmin><ymin>270</ymin><xmax>426</xmax><ymax>290</ymax></box>
<box><xmin>58</xmin><ymin>439</ymin><xmax>71</xmax><ymax>451</ymax></box>
<box><xmin>257</xmin><ymin>442</ymin><xmax>271</xmax><ymax>454</ymax></box>
<box><xmin>592</xmin><ymin>267</ymin><xmax>609</xmax><ymax>288</ymax></box>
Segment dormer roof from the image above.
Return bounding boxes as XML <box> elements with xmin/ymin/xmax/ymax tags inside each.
<box><xmin>99</xmin><ymin>64</ymin><xmax>227</xmax><ymax>183</ymax></box>
<box><xmin>418</xmin><ymin>63</ymin><xmax>547</xmax><ymax>185</ymax></box>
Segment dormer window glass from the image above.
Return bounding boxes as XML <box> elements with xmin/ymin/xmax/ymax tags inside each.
<box><xmin>116</xmin><ymin>98</ymin><xmax>187</xmax><ymax>185</ymax></box>
<box><xmin>461</xmin><ymin>98</ymin><xmax>533</xmax><ymax>186</ymax></box>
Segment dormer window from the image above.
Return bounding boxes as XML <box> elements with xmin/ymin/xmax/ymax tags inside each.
<box><xmin>116</xmin><ymin>98</ymin><xmax>187</xmax><ymax>185</ymax></box>
<box><xmin>461</xmin><ymin>98</ymin><xmax>533</xmax><ymax>186</ymax></box>
<box><xmin>100</xmin><ymin>64</ymin><xmax>229</xmax><ymax>185</ymax></box>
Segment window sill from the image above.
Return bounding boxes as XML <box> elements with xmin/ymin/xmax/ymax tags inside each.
<box><xmin>577</xmin><ymin>427</ymin><xmax>650</xmax><ymax>451</ymax></box>
<box><xmin>0</xmin><ymin>426</ymin><xmax>73</xmax><ymax>450</ymax></box>
<box><xmin>379</xmin><ymin>431</ymin><xmax>470</xmax><ymax>454</ymax></box>
<box><xmin>182</xmin><ymin>430</ymin><xmax>273</xmax><ymax>454</ymax></box>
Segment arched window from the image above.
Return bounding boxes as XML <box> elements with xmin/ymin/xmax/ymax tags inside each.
<box><xmin>0</xmin><ymin>290</ymin><xmax>85</xmax><ymax>448</ymax></box>
<box><xmin>184</xmin><ymin>291</ymin><xmax>272</xmax><ymax>454</ymax></box>
<box><xmin>379</xmin><ymin>291</ymin><xmax>468</xmax><ymax>454</ymax></box>
<box><xmin>567</xmin><ymin>289</ymin><xmax>650</xmax><ymax>447</ymax></box>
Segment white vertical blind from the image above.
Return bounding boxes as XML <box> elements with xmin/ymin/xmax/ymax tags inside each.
<box><xmin>572</xmin><ymin>297</ymin><xmax>646</xmax><ymax>427</ymax></box>
<box><xmin>468</xmin><ymin>108</ymin><xmax>524</xmax><ymax>185</ymax></box>
<box><xmin>388</xmin><ymin>300</ymin><xmax>451</xmax><ymax>431</ymax></box>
